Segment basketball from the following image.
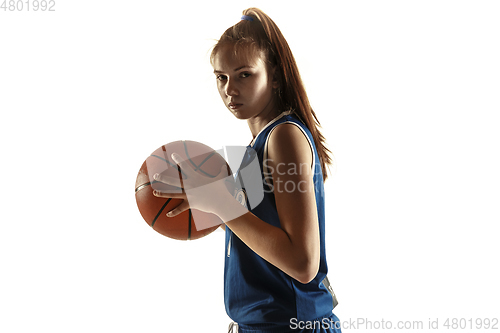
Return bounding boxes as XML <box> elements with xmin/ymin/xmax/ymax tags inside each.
<box><xmin>135</xmin><ymin>140</ymin><xmax>231</xmax><ymax>240</ymax></box>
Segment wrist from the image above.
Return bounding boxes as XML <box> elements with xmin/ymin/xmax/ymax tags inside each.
<box><xmin>217</xmin><ymin>190</ymin><xmax>248</xmax><ymax>223</ymax></box>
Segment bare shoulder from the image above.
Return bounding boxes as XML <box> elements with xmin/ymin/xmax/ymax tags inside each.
<box><xmin>267</xmin><ymin>122</ymin><xmax>313</xmax><ymax>167</ymax></box>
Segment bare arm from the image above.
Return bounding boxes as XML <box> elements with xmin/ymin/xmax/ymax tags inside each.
<box><xmin>223</xmin><ymin>124</ymin><xmax>320</xmax><ymax>283</ymax></box>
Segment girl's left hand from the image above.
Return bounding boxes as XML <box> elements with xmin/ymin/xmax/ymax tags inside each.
<box><xmin>152</xmin><ymin>153</ymin><xmax>236</xmax><ymax>219</ymax></box>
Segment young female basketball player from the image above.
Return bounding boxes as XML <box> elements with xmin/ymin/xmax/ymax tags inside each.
<box><xmin>153</xmin><ymin>8</ymin><xmax>341</xmax><ymax>333</ymax></box>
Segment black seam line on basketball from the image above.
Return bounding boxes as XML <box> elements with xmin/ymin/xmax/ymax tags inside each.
<box><xmin>188</xmin><ymin>209</ymin><xmax>192</xmax><ymax>240</ymax></box>
<box><xmin>160</xmin><ymin>145</ymin><xmax>184</xmax><ymax>176</ymax></box>
<box><xmin>151</xmin><ymin>154</ymin><xmax>188</xmax><ymax>178</ymax></box>
<box><xmin>182</xmin><ymin>141</ymin><xmax>218</xmax><ymax>178</ymax></box>
<box><xmin>151</xmin><ymin>198</ymin><xmax>172</xmax><ymax>228</ymax></box>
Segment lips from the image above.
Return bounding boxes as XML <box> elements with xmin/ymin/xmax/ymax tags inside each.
<box><xmin>228</xmin><ymin>102</ymin><xmax>243</xmax><ymax>110</ymax></box>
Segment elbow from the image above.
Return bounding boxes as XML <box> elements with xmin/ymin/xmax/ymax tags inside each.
<box><xmin>296</xmin><ymin>269</ymin><xmax>318</xmax><ymax>284</ymax></box>
<box><xmin>294</xmin><ymin>257</ymin><xmax>320</xmax><ymax>284</ymax></box>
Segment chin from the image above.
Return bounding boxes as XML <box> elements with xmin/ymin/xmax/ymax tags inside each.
<box><xmin>229</xmin><ymin>109</ymin><xmax>248</xmax><ymax>120</ymax></box>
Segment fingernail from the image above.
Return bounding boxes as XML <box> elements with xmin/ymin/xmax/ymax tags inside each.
<box><xmin>153</xmin><ymin>173</ymin><xmax>159</xmax><ymax>180</ymax></box>
<box><xmin>166</xmin><ymin>211</ymin><xmax>173</xmax><ymax>217</ymax></box>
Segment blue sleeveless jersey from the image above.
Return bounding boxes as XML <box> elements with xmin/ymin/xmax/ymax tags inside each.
<box><xmin>224</xmin><ymin>111</ymin><xmax>335</xmax><ymax>331</ymax></box>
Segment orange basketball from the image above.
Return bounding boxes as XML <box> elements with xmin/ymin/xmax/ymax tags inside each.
<box><xmin>135</xmin><ymin>140</ymin><xmax>230</xmax><ymax>240</ymax></box>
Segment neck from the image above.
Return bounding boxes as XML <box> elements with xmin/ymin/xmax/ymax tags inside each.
<box><xmin>247</xmin><ymin>109</ymin><xmax>281</xmax><ymax>139</ymax></box>
<box><xmin>247</xmin><ymin>97</ymin><xmax>281</xmax><ymax>138</ymax></box>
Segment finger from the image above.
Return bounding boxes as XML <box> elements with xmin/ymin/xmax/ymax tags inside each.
<box><xmin>153</xmin><ymin>190</ymin><xmax>186</xmax><ymax>199</ymax></box>
<box><xmin>153</xmin><ymin>173</ymin><xmax>182</xmax><ymax>188</ymax></box>
<box><xmin>171</xmin><ymin>153</ymin><xmax>185</xmax><ymax>165</ymax></box>
<box><xmin>171</xmin><ymin>153</ymin><xmax>197</xmax><ymax>178</ymax></box>
<box><xmin>166</xmin><ymin>200</ymin><xmax>190</xmax><ymax>217</ymax></box>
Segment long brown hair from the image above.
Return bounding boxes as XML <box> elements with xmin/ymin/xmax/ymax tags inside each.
<box><xmin>210</xmin><ymin>7</ymin><xmax>333</xmax><ymax>181</ymax></box>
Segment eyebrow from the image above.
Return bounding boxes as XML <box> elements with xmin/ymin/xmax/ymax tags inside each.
<box><xmin>213</xmin><ymin>66</ymin><xmax>253</xmax><ymax>74</ymax></box>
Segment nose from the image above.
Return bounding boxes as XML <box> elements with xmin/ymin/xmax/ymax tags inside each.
<box><xmin>225</xmin><ymin>78</ymin><xmax>239</xmax><ymax>97</ymax></box>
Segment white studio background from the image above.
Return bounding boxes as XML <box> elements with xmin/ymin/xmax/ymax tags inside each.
<box><xmin>1</xmin><ymin>1</ymin><xmax>499</xmax><ymax>332</ymax></box>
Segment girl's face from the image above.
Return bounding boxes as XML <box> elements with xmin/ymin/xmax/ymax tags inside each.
<box><xmin>213</xmin><ymin>45</ymin><xmax>279</xmax><ymax>121</ymax></box>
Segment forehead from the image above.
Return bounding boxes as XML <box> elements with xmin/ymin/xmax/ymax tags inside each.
<box><xmin>213</xmin><ymin>43</ymin><xmax>266</xmax><ymax>71</ymax></box>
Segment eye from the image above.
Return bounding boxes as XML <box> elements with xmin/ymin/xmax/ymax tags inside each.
<box><xmin>240</xmin><ymin>72</ymin><xmax>251</xmax><ymax>78</ymax></box>
<box><xmin>216</xmin><ymin>74</ymin><xmax>227</xmax><ymax>81</ymax></box>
